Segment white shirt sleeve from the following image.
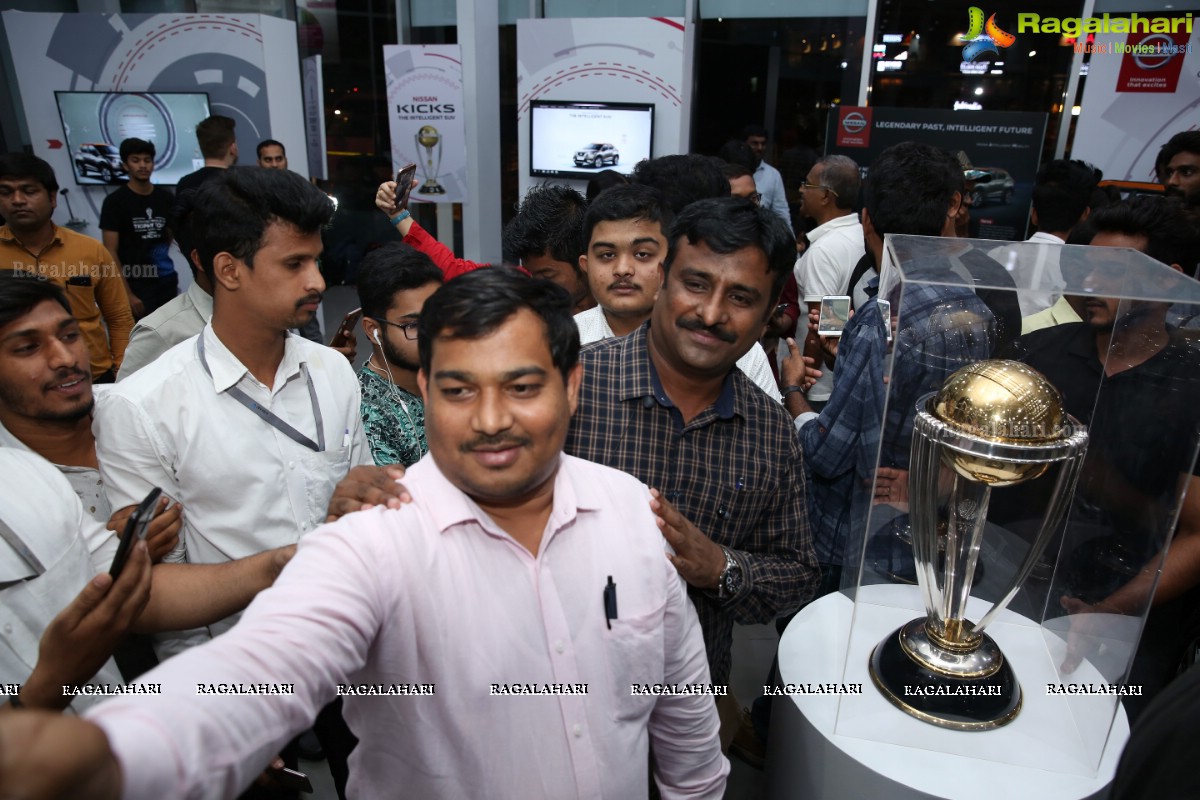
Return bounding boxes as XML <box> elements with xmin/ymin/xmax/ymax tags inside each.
<box><xmin>736</xmin><ymin>343</ymin><xmax>782</xmax><ymax>401</ymax></box>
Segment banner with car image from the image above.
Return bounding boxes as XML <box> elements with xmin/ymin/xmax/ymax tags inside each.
<box><xmin>825</xmin><ymin>107</ymin><xmax>1047</xmax><ymax>241</ymax></box>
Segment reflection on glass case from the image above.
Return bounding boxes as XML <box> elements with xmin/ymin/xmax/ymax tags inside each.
<box><xmin>828</xmin><ymin>234</ymin><xmax>1200</xmax><ymax>776</ymax></box>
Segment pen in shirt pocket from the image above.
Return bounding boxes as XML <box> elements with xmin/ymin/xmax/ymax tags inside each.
<box><xmin>342</xmin><ymin>428</ymin><xmax>351</xmax><ymax>448</ymax></box>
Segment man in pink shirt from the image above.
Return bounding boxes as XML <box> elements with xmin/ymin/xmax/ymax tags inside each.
<box><xmin>0</xmin><ymin>268</ymin><xmax>727</xmax><ymax>800</ymax></box>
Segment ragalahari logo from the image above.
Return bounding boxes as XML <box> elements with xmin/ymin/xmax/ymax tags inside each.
<box><xmin>961</xmin><ymin>7</ymin><xmax>1016</xmax><ymax>61</ymax></box>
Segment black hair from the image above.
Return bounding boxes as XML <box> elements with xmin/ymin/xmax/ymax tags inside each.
<box><xmin>192</xmin><ymin>167</ymin><xmax>334</xmax><ymax>283</ymax></box>
<box><xmin>1032</xmin><ymin>159</ymin><xmax>1101</xmax><ymax>234</ymax></box>
<box><xmin>0</xmin><ymin>276</ymin><xmax>71</xmax><ymax>330</ymax></box>
<box><xmin>581</xmin><ymin>183</ymin><xmax>674</xmax><ymax>247</ymax></box>
<box><xmin>741</xmin><ymin>124</ymin><xmax>768</xmax><ymax>140</ymax></box>
<box><xmin>501</xmin><ymin>184</ymin><xmax>588</xmax><ymax>266</ymax></box>
<box><xmin>0</xmin><ymin>153</ymin><xmax>58</xmax><ymax>195</ymax></box>
<box><xmin>665</xmin><ymin>196</ymin><xmax>795</xmax><ymax>306</ymax></box>
<box><xmin>119</xmin><ymin>138</ymin><xmax>156</xmax><ymax>163</ymax></box>
<box><xmin>864</xmin><ymin>142</ymin><xmax>959</xmax><ymax>238</ymax></box>
<box><xmin>631</xmin><ymin>154</ymin><xmax>730</xmax><ymax>215</ymax></box>
<box><xmin>719</xmin><ymin>161</ymin><xmax>754</xmax><ymax>181</ymax></box>
<box><xmin>356</xmin><ymin>242</ymin><xmax>444</xmax><ymax>320</ymax></box>
<box><xmin>585</xmin><ymin>169</ymin><xmax>628</xmax><ymax>203</ymax></box>
<box><xmin>1155</xmin><ymin>131</ymin><xmax>1200</xmax><ymax>181</ymax></box>
<box><xmin>417</xmin><ymin>267</ymin><xmax>580</xmax><ymax>381</ymax></box>
<box><xmin>816</xmin><ymin>155</ymin><xmax>861</xmax><ymax>211</ymax></box>
<box><xmin>195</xmin><ymin>115</ymin><xmax>236</xmax><ymax>160</ymax></box>
<box><xmin>257</xmin><ymin>139</ymin><xmax>286</xmax><ymax>158</ymax></box>
<box><xmin>1087</xmin><ymin>195</ymin><xmax>1200</xmax><ymax>275</ymax></box>
<box><xmin>718</xmin><ymin>140</ymin><xmax>758</xmax><ymax>171</ymax></box>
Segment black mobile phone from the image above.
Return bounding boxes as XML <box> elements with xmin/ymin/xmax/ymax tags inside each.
<box><xmin>329</xmin><ymin>307</ymin><xmax>363</xmax><ymax>348</ymax></box>
<box><xmin>394</xmin><ymin>163</ymin><xmax>418</xmax><ymax>211</ymax></box>
<box><xmin>269</xmin><ymin>766</ymin><xmax>314</xmax><ymax>793</ymax></box>
<box><xmin>109</xmin><ymin>487</ymin><xmax>162</xmax><ymax>577</ymax></box>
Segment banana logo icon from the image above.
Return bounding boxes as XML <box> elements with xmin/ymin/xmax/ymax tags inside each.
<box><xmin>962</xmin><ymin>7</ymin><xmax>1015</xmax><ymax>60</ymax></box>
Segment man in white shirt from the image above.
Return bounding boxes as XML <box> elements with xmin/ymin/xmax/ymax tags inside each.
<box><xmin>94</xmin><ymin>168</ymin><xmax>370</xmax><ymax>641</ymax></box>
<box><xmin>575</xmin><ymin>184</ymin><xmax>783</xmax><ymax>400</ymax></box>
<box><xmin>744</xmin><ymin>124</ymin><xmax>794</xmax><ymax>234</ymax></box>
<box><xmin>793</xmin><ymin>155</ymin><xmax>864</xmax><ymax>406</ymax></box>
<box><xmin>0</xmin><ymin>268</ymin><xmax>729</xmax><ymax>799</ymax></box>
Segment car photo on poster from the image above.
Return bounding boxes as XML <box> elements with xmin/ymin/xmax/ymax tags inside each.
<box><xmin>74</xmin><ymin>143</ymin><xmax>126</xmax><ymax>184</ymax></box>
<box><xmin>966</xmin><ymin>167</ymin><xmax>1015</xmax><ymax>206</ymax></box>
<box><xmin>574</xmin><ymin>143</ymin><xmax>619</xmax><ymax>168</ymax></box>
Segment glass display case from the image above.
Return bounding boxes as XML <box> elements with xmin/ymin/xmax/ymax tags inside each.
<box><xmin>820</xmin><ymin>233</ymin><xmax>1200</xmax><ymax>777</ymax></box>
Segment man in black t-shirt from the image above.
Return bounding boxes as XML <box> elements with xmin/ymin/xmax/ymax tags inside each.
<box><xmin>99</xmin><ymin>138</ymin><xmax>177</xmax><ymax>316</ymax></box>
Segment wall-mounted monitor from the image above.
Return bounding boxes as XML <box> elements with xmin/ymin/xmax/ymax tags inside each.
<box><xmin>54</xmin><ymin>91</ymin><xmax>213</xmax><ymax>187</ymax></box>
<box><xmin>530</xmin><ymin>100</ymin><xmax>654</xmax><ymax>181</ymax></box>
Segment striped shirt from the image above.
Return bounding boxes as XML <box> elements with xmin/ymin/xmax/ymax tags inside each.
<box><xmin>565</xmin><ymin>323</ymin><xmax>818</xmax><ymax>684</ymax></box>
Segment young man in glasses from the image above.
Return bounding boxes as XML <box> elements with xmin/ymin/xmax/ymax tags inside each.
<box><xmin>356</xmin><ymin>242</ymin><xmax>443</xmax><ymax>466</ymax></box>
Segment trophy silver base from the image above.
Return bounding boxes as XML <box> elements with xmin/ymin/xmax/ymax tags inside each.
<box><xmin>868</xmin><ymin>617</ymin><xmax>1022</xmax><ymax>731</ymax></box>
<box><xmin>418</xmin><ymin>182</ymin><xmax>446</xmax><ymax>194</ymax></box>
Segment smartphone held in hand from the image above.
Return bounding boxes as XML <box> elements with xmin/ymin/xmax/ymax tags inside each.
<box><xmin>109</xmin><ymin>487</ymin><xmax>162</xmax><ymax>577</ymax></box>
<box><xmin>817</xmin><ymin>296</ymin><xmax>851</xmax><ymax>337</ymax></box>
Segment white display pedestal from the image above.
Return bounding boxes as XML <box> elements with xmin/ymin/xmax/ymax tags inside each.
<box><xmin>766</xmin><ymin>589</ymin><xmax>1129</xmax><ymax>800</ymax></box>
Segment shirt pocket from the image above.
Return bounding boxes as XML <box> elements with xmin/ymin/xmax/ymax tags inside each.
<box><xmin>302</xmin><ymin>447</ymin><xmax>351</xmax><ymax>528</ymax></box>
<box><xmin>708</xmin><ymin>487</ymin><xmax>775</xmax><ymax>546</ymax></box>
<box><xmin>603</xmin><ymin>600</ymin><xmax>666</xmax><ymax>722</ymax></box>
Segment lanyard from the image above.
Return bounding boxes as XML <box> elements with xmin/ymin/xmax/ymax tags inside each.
<box><xmin>0</xmin><ymin>515</ymin><xmax>46</xmax><ymax>579</ymax></box>
<box><xmin>196</xmin><ymin>334</ymin><xmax>326</xmax><ymax>452</ymax></box>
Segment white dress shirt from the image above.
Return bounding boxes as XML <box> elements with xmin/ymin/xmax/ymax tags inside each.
<box><xmin>89</xmin><ymin>453</ymin><xmax>729</xmax><ymax>799</ymax></box>
<box><xmin>0</xmin><ymin>449</ymin><xmax>124</xmax><ymax>711</ymax></box>
<box><xmin>793</xmin><ymin>213</ymin><xmax>866</xmax><ymax>402</ymax></box>
<box><xmin>754</xmin><ymin>161</ymin><xmax>794</xmax><ymax>233</ymax></box>
<box><xmin>991</xmin><ymin>231</ymin><xmax>1066</xmax><ymax>317</ymax></box>
<box><xmin>95</xmin><ymin>324</ymin><xmax>370</xmax><ymax>645</ymax></box>
<box><xmin>118</xmin><ymin>281</ymin><xmax>213</xmax><ymax>380</ymax></box>
<box><xmin>574</xmin><ymin>309</ymin><xmax>783</xmax><ymax>401</ymax></box>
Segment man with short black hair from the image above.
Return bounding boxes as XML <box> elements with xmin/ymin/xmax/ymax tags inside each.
<box><xmin>742</xmin><ymin>124</ymin><xmax>793</xmax><ymax>233</ymax></box>
<box><xmin>356</xmin><ymin>242</ymin><xmax>443</xmax><ymax>466</ymax></box>
<box><xmin>720</xmin><ymin>162</ymin><xmax>759</xmax><ymax>203</ymax></box>
<box><xmin>631</xmin><ymin>153</ymin><xmax>730</xmax><ymax>215</ymax></box>
<box><xmin>3</xmin><ymin>268</ymin><xmax>730</xmax><ymax>799</ymax></box>
<box><xmin>0</xmin><ymin>153</ymin><xmax>133</xmax><ymax>383</ymax></box>
<box><xmin>1156</xmin><ymin>130</ymin><xmax>1200</xmax><ymax>206</ymax></box>
<box><xmin>256</xmin><ymin>139</ymin><xmax>287</xmax><ymax>170</ymax></box>
<box><xmin>574</xmin><ymin>184</ymin><xmax>783</xmax><ymax>400</ymax></box>
<box><xmin>568</xmin><ymin>196</ymin><xmax>819</xmax><ymax>695</ymax></box>
<box><xmin>99</xmin><ymin>138</ymin><xmax>178</xmax><ymax>318</ymax></box>
<box><xmin>176</xmin><ymin>115</ymin><xmax>237</xmax><ymax>197</ymax></box>
<box><xmin>502</xmin><ymin>184</ymin><xmax>593</xmax><ymax>312</ymax></box>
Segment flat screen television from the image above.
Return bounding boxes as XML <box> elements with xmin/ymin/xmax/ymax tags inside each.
<box><xmin>54</xmin><ymin>91</ymin><xmax>213</xmax><ymax>187</ymax></box>
<box><xmin>530</xmin><ymin>100</ymin><xmax>654</xmax><ymax>181</ymax></box>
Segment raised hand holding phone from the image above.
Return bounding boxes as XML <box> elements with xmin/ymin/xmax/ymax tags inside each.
<box><xmin>110</xmin><ymin>488</ymin><xmax>162</xmax><ymax>577</ymax></box>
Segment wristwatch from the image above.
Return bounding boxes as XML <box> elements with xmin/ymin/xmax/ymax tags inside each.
<box><xmin>716</xmin><ymin>546</ymin><xmax>744</xmax><ymax>600</ymax></box>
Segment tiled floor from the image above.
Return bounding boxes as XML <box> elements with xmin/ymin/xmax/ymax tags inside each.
<box><xmin>298</xmin><ymin>289</ymin><xmax>780</xmax><ymax>799</ymax></box>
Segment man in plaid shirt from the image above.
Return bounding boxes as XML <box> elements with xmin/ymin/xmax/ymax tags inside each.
<box><xmin>566</xmin><ymin>197</ymin><xmax>819</xmax><ymax>690</ymax></box>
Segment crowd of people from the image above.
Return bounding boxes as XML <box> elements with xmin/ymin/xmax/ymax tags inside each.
<box><xmin>0</xmin><ymin>114</ymin><xmax>1198</xmax><ymax>799</ymax></box>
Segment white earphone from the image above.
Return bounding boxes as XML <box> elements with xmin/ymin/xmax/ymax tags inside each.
<box><xmin>372</xmin><ymin>329</ymin><xmax>383</xmax><ymax>347</ymax></box>
<box><xmin>368</xmin><ymin>325</ymin><xmax>411</xmax><ymax>415</ymax></box>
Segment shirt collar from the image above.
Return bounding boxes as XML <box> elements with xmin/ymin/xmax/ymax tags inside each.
<box><xmin>620</xmin><ymin>323</ymin><xmax>738</xmax><ymax>420</ymax></box>
<box><xmin>807</xmin><ymin>213</ymin><xmax>859</xmax><ymax>242</ymax></box>
<box><xmin>0</xmin><ymin>223</ymin><xmax>62</xmax><ymax>248</ymax></box>
<box><xmin>186</xmin><ymin>282</ymin><xmax>214</xmax><ymax>322</ymax></box>
<box><xmin>199</xmin><ymin>322</ymin><xmax>305</xmax><ymax>394</ymax></box>
<box><xmin>422</xmin><ymin>452</ymin><xmax>602</xmax><ymax>538</ymax></box>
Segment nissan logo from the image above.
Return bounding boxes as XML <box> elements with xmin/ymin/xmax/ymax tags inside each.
<box><xmin>1132</xmin><ymin>34</ymin><xmax>1177</xmax><ymax>70</ymax></box>
<box><xmin>842</xmin><ymin>112</ymin><xmax>868</xmax><ymax>134</ymax></box>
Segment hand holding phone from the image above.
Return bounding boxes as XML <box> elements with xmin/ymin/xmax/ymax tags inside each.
<box><xmin>109</xmin><ymin>488</ymin><xmax>162</xmax><ymax>577</ymax></box>
<box><xmin>817</xmin><ymin>296</ymin><xmax>851</xmax><ymax>337</ymax></box>
<box><xmin>392</xmin><ymin>164</ymin><xmax>418</xmax><ymax>213</ymax></box>
<box><xmin>329</xmin><ymin>307</ymin><xmax>363</xmax><ymax>349</ymax></box>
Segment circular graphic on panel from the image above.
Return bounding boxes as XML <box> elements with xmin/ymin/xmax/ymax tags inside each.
<box><xmin>96</xmin><ymin>92</ymin><xmax>178</xmax><ymax>168</ymax></box>
<box><xmin>149</xmin><ymin>54</ymin><xmax>271</xmax><ymax>156</ymax></box>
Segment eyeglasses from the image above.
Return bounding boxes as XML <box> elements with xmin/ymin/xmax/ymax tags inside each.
<box><xmin>372</xmin><ymin>317</ymin><xmax>420</xmax><ymax>340</ymax></box>
<box><xmin>800</xmin><ymin>182</ymin><xmax>838</xmax><ymax>198</ymax></box>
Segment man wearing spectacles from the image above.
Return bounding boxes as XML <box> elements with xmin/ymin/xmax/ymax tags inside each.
<box><xmin>793</xmin><ymin>155</ymin><xmax>864</xmax><ymax>408</ymax></box>
<box><xmin>1156</xmin><ymin>131</ymin><xmax>1200</xmax><ymax>207</ymax></box>
<box><xmin>356</xmin><ymin>243</ymin><xmax>444</xmax><ymax>467</ymax></box>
